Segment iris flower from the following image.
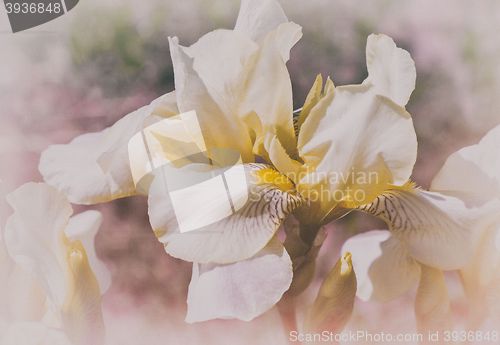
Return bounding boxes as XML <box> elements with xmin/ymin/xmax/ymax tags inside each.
<box><xmin>343</xmin><ymin>124</ymin><xmax>500</xmax><ymax>330</ymax></box>
<box><xmin>1</xmin><ymin>183</ymin><xmax>110</xmax><ymax>345</ymax></box>
<box><xmin>36</xmin><ymin>0</ymin><xmax>422</xmax><ymax>325</ymax></box>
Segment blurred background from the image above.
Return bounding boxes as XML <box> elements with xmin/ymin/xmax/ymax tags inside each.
<box><xmin>1</xmin><ymin>0</ymin><xmax>500</xmax><ymax>344</ymax></box>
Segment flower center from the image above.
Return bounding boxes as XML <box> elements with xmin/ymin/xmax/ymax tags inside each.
<box><xmin>254</xmin><ymin>168</ymin><xmax>295</xmax><ymax>192</ymax></box>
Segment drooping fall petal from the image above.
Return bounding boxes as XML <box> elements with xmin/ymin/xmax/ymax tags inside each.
<box><xmin>148</xmin><ymin>163</ymin><xmax>302</xmax><ymax>264</ymax></box>
<box><xmin>185</xmin><ymin>237</ymin><xmax>292</xmax><ymax>322</ymax></box>
<box><xmin>39</xmin><ymin>92</ymin><xmax>178</xmax><ymax>204</ymax></box>
<box><xmin>358</xmin><ymin>187</ymin><xmax>482</xmax><ymax>270</ymax></box>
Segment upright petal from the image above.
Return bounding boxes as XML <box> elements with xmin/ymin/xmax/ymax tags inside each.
<box><xmin>298</xmin><ymin>85</ymin><xmax>417</xmax><ymax>211</ymax></box>
<box><xmin>175</xmin><ymin>20</ymin><xmax>301</xmax><ymax>160</ymax></box>
<box><xmin>169</xmin><ymin>37</ymin><xmax>254</xmax><ymax>162</ymax></box>
<box><xmin>238</xmin><ymin>22</ymin><xmax>302</xmax><ymax>156</ymax></box>
<box><xmin>234</xmin><ymin>0</ymin><xmax>288</xmax><ymax>42</ymax></box>
<box><xmin>186</xmin><ymin>237</ymin><xmax>292</xmax><ymax>322</ymax></box>
<box><xmin>342</xmin><ymin>230</ymin><xmax>420</xmax><ymax>302</ymax></box>
<box><xmin>39</xmin><ymin>92</ymin><xmax>178</xmax><ymax>204</ymax></box>
<box><xmin>364</xmin><ymin>34</ymin><xmax>416</xmax><ymax>107</ymax></box>
<box><xmin>148</xmin><ymin>163</ymin><xmax>302</xmax><ymax>264</ymax></box>
<box><xmin>185</xmin><ymin>29</ymin><xmax>259</xmax><ymax>118</ymax></box>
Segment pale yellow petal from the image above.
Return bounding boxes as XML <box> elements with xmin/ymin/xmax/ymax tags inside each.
<box><xmin>358</xmin><ymin>187</ymin><xmax>485</xmax><ymax>270</ymax></box>
<box><xmin>39</xmin><ymin>92</ymin><xmax>177</xmax><ymax>204</ymax></box>
<box><xmin>294</xmin><ymin>74</ymin><xmax>326</xmax><ymax>133</ymax></box>
<box><xmin>364</xmin><ymin>34</ymin><xmax>416</xmax><ymax>107</ymax></box>
<box><xmin>298</xmin><ymin>85</ymin><xmax>417</xmax><ymax>211</ymax></box>
<box><xmin>168</xmin><ymin>36</ymin><xmax>254</xmax><ymax>162</ymax></box>
<box><xmin>148</xmin><ymin>163</ymin><xmax>301</xmax><ymax>264</ymax></box>
<box><xmin>234</xmin><ymin>0</ymin><xmax>288</xmax><ymax>42</ymax></box>
<box><xmin>186</xmin><ymin>237</ymin><xmax>292</xmax><ymax>322</ymax></box>
<box><xmin>185</xmin><ymin>29</ymin><xmax>259</xmax><ymax>118</ymax></box>
<box><xmin>4</xmin><ymin>183</ymin><xmax>72</xmax><ymax>306</ymax></box>
<box><xmin>239</xmin><ymin>22</ymin><xmax>301</xmax><ymax>157</ymax></box>
<box><xmin>431</xmin><ymin>123</ymin><xmax>500</xmax><ymax>206</ymax></box>
<box><xmin>4</xmin><ymin>183</ymin><xmax>108</xmax><ymax>344</ymax></box>
<box><xmin>268</xmin><ymin>135</ymin><xmax>303</xmax><ymax>185</ymax></box>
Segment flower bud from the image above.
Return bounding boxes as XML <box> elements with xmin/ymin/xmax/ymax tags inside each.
<box><xmin>305</xmin><ymin>252</ymin><xmax>357</xmax><ymax>332</ymax></box>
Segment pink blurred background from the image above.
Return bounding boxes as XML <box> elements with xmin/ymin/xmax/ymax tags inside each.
<box><xmin>1</xmin><ymin>1</ymin><xmax>500</xmax><ymax>344</ymax></box>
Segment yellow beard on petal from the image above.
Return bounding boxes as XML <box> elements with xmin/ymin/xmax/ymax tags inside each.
<box><xmin>61</xmin><ymin>235</ymin><xmax>105</xmax><ymax>345</ymax></box>
<box><xmin>253</xmin><ymin>167</ymin><xmax>295</xmax><ymax>193</ymax></box>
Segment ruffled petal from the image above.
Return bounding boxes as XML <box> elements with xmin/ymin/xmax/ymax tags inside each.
<box><xmin>4</xmin><ymin>183</ymin><xmax>72</xmax><ymax>306</ymax></box>
<box><xmin>298</xmin><ymin>85</ymin><xmax>417</xmax><ymax>209</ymax></box>
<box><xmin>4</xmin><ymin>183</ymin><xmax>107</xmax><ymax>344</ymax></box>
<box><xmin>185</xmin><ymin>29</ymin><xmax>259</xmax><ymax>118</ymax></box>
<box><xmin>238</xmin><ymin>22</ymin><xmax>301</xmax><ymax>156</ymax></box>
<box><xmin>431</xmin><ymin>123</ymin><xmax>500</xmax><ymax>206</ymax></box>
<box><xmin>148</xmin><ymin>163</ymin><xmax>302</xmax><ymax>264</ymax></box>
<box><xmin>175</xmin><ymin>20</ymin><xmax>301</xmax><ymax>160</ymax></box>
<box><xmin>358</xmin><ymin>187</ymin><xmax>488</xmax><ymax>270</ymax></box>
<box><xmin>185</xmin><ymin>237</ymin><xmax>292</xmax><ymax>322</ymax></box>
<box><xmin>169</xmin><ymin>37</ymin><xmax>254</xmax><ymax>162</ymax></box>
<box><xmin>234</xmin><ymin>0</ymin><xmax>288</xmax><ymax>42</ymax></box>
<box><xmin>39</xmin><ymin>92</ymin><xmax>178</xmax><ymax>204</ymax></box>
<box><xmin>364</xmin><ymin>34</ymin><xmax>416</xmax><ymax>107</ymax></box>
<box><xmin>342</xmin><ymin>230</ymin><xmax>420</xmax><ymax>302</ymax></box>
